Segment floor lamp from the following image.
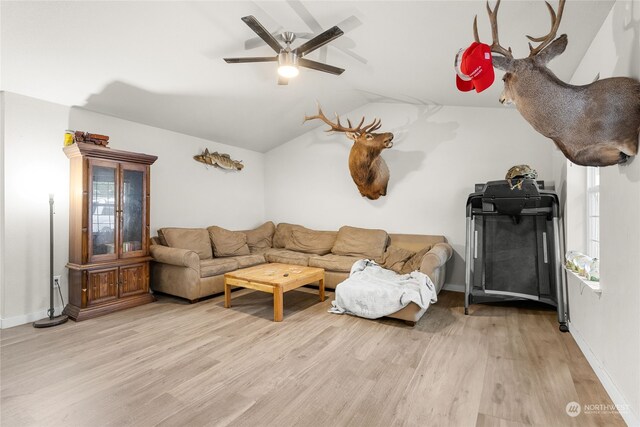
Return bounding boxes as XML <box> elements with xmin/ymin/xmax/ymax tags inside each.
<box><xmin>33</xmin><ymin>194</ymin><xmax>68</xmax><ymax>328</ymax></box>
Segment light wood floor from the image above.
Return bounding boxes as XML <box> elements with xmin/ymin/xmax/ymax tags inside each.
<box><xmin>1</xmin><ymin>289</ymin><xmax>625</xmax><ymax>427</ymax></box>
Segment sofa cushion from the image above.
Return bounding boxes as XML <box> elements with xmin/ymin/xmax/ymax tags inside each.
<box><xmin>285</xmin><ymin>228</ymin><xmax>337</xmax><ymax>255</ymax></box>
<box><xmin>272</xmin><ymin>223</ymin><xmax>305</xmax><ymax>249</ymax></box>
<box><xmin>243</xmin><ymin>221</ymin><xmax>275</xmax><ymax>253</ymax></box>
<box><xmin>308</xmin><ymin>254</ymin><xmax>361</xmax><ymax>273</ymax></box>
<box><xmin>331</xmin><ymin>226</ymin><xmax>389</xmax><ymax>260</ymax></box>
<box><xmin>264</xmin><ymin>249</ymin><xmax>310</xmax><ymax>266</ymax></box>
<box><xmin>400</xmin><ymin>246</ymin><xmax>433</xmax><ymax>274</ymax></box>
<box><xmin>208</xmin><ymin>226</ymin><xmax>250</xmax><ymax>257</ymax></box>
<box><xmin>200</xmin><ymin>258</ymin><xmax>239</xmax><ymax>278</ymax></box>
<box><xmin>159</xmin><ymin>228</ymin><xmax>213</xmax><ymax>260</ymax></box>
<box><xmin>232</xmin><ymin>254</ymin><xmax>267</xmax><ymax>269</ymax></box>
<box><xmin>379</xmin><ymin>245</ymin><xmax>416</xmax><ymax>273</ymax></box>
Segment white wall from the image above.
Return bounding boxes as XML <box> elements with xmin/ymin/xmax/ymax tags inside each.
<box><xmin>2</xmin><ymin>92</ymin><xmax>71</xmax><ymax>327</ymax></box>
<box><xmin>67</xmin><ymin>107</ymin><xmax>266</xmax><ymax>233</ymax></box>
<box><xmin>553</xmin><ymin>1</ymin><xmax>640</xmax><ymax>424</ymax></box>
<box><xmin>1</xmin><ymin>91</ymin><xmax>266</xmax><ymax>327</ymax></box>
<box><xmin>265</xmin><ymin>102</ymin><xmax>555</xmax><ymax>288</ymax></box>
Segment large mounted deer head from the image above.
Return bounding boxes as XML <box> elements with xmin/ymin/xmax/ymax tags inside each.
<box><xmin>474</xmin><ymin>0</ymin><xmax>640</xmax><ymax>167</ymax></box>
<box><xmin>304</xmin><ymin>106</ymin><xmax>394</xmax><ymax>200</ymax></box>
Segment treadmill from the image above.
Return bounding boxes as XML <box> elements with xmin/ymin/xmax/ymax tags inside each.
<box><xmin>464</xmin><ymin>179</ymin><xmax>568</xmax><ymax>332</ymax></box>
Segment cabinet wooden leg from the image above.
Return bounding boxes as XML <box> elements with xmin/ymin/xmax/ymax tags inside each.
<box><xmin>274</xmin><ymin>287</ymin><xmax>283</xmax><ymax>322</ymax></box>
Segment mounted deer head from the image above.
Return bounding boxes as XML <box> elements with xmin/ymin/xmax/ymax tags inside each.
<box><xmin>304</xmin><ymin>106</ymin><xmax>394</xmax><ymax>200</ymax></box>
<box><xmin>474</xmin><ymin>0</ymin><xmax>640</xmax><ymax>166</ymax></box>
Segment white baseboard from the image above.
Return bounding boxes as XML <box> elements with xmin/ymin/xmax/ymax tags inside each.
<box><xmin>442</xmin><ymin>283</ymin><xmax>465</xmax><ymax>293</ymax></box>
<box><xmin>569</xmin><ymin>320</ymin><xmax>640</xmax><ymax>427</ymax></box>
<box><xmin>0</xmin><ymin>305</ymin><xmax>65</xmax><ymax>329</ymax></box>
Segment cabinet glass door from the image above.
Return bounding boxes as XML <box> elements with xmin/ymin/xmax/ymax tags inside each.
<box><xmin>90</xmin><ymin>163</ymin><xmax>117</xmax><ymax>261</ymax></box>
<box><xmin>121</xmin><ymin>166</ymin><xmax>146</xmax><ymax>257</ymax></box>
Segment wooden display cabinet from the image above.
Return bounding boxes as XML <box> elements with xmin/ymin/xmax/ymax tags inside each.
<box><xmin>63</xmin><ymin>142</ymin><xmax>157</xmax><ymax>321</ymax></box>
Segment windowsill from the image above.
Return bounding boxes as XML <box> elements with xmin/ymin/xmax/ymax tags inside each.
<box><xmin>564</xmin><ymin>266</ymin><xmax>602</xmax><ymax>295</ymax></box>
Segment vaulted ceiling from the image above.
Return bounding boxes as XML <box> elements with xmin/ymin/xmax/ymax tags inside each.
<box><xmin>1</xmin><ymin>1</ymin><xmax>615</xmax><ymax>152</ymax></box>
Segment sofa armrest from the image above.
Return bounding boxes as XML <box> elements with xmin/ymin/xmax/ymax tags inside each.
<box><xmin>419</xmin><ymin>242</ymin><xmax>453</xmax><ymax>291</ymax></box>
<box><xmin>150</xmin><ymin>245</ymin><xmax>200</xmax><ymax>271</ymax></box>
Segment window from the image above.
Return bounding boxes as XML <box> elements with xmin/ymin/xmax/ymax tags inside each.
<box><xmin>586</xmin><ymin>167</ymin><xmax>600</xmax><ymax>259</ymax></box>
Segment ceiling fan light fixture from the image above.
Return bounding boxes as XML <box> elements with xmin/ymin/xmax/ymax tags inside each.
<box><xmin>224</xmin><ymin>16</ymin><xmax>345</xmax><ymax>83</ymax></box>
<box><xmin>278</xmin><ymin>64</ymin><xmax>299</xmax><ymax>78</ymax></box>
<box><xmin>278</xmin><ymin>51</ymin><xmax>299</xmax><ymax>78</ymax></box>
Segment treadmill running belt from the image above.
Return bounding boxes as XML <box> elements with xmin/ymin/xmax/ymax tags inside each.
<box><xmin>484</xmin><ymin>216</ymin><xmax>539</xmax><ymax>297</ymax></box>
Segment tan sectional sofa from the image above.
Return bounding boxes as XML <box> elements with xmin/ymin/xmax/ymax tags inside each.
<box><xmin>150</xmin><ymin>222</ymin><xmax>453</xmax><ymax>323</ymax></box>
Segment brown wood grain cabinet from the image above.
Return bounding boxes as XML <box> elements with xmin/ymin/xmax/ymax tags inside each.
<box><xmin>63</xmin><ymin>142</ymin><xmax>157</xmax><ymax>321</ymax></box>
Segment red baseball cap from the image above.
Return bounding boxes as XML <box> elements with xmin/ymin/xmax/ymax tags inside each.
<box><xmin>455</xmin><ymin>42</ymin><xmax>495</xmax><ymax>93</ymax></box>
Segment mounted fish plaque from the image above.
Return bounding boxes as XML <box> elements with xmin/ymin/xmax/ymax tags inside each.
<box><xmin>194</xmin><ymin>148</ymin><xmax>244</xmax><ymax>171</ymax></box>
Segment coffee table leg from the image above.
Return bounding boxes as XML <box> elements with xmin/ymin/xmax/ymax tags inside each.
<box><xmin>319</xmin><ymin>277</ymin><xmax>325</xmax><ymax>302</ymax></box>
<box><xmin>274</xmin><ymin>286</ymin><xmax>283</xmax><ymax>322</ymax></box>
<box><xmin>224</xmin><ymin>279</ymin><xmax>231</xmax><ymax>308</ymax></box>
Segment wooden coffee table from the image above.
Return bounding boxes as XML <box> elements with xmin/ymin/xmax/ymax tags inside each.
<box><xmin>224</xmin><ymin>263</ymin><xmax>325</xmax><ymax>322</ymax></box>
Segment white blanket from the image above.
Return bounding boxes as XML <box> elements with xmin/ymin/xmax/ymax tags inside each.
<box><xmin>329</xmin><ymin>259</ymin><xmax>437</xmax><ymax>319</ymax></box>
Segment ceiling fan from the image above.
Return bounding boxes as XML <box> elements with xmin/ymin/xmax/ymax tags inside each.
<box><xmin>223</xmin><ymin>15</ymin><xmax>345</xmax><ymax>85</ymax></box>
<box><xmin>243</xmin><ymin>0</ymin><xmax>366</xmax><ymax>65</ymax></box>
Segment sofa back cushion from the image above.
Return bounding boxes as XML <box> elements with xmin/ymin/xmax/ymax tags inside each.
<box><xmin>273</xmin><ymin>223</ymin><xmax>305</xmax><ymax>248</ymax></box>
<box><xmin>331</xmin><ymin>226</ymin><xmax>389</xmax><ymax>259</ymax></box>
<box><xmin>388</xmin><ymin>233</ymin><xmax>445</xmax><ymax>253</ymax></box>
<box><xmin>285</xmin><ymin>228</ymin><xmax>337</xmax><ymax>255</ymax></box>
<box><xmin>208</xmin><ymin>226</ymin><xmax>250</xmax><ymax>257</ymax></box>
<box><xmin>242</xmin><ymin>221</ymin><xmax>276</xmax><ymax>252</ymax></box>
<box><xmin>159</xmin><ymin>228</ymin><xmax>212</xmax><ymax>260</ymax></box>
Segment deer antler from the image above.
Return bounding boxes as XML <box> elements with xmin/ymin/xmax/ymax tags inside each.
<box><xmin>304</xmin><ymin>105</ymin><xmax>381</xmax><ymax>135</ymax></box>
<box><xmin>473</xmin><ymin>0</ymin><xmax>513</xmax><ymax>59</ymax></box>
<box><xmin>526</xmin><ymin>0</ymin><xmax>566</xmax><ymax>57</ymax></box>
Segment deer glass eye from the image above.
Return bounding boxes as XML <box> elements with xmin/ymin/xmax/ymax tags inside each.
<box><xmin>365</xmin><ymin>134</ymin><xmax>373</xmax><ymax>140</ymax></box>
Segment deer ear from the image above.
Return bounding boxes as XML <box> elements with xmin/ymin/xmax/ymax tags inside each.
<box><xmin>535</xmin><ymin>34</ymin><xmax>568</xmax><ymax>65</ymax></box>
<box><xmin>345</xmin><ymin>132</ymin><xmax>358</xmax><ymax>141</ymax></box>
<box><xmin>492</xmin><ymin>55</ymin><xmax>514</xmax><ymax>72</ymax></box>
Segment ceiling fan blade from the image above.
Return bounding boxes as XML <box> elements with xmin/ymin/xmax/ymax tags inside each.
<box><xmin>287</xmin><ymin>0</ymin><xmax>323</xmax><ymax>32</ymax></box>
<box><xmin>335</xmin><ymin>15</ymin><xmax>363</xmax><ymax>33</ymax></box>
<box><xmin>245</xmin><ymin>28</ymin><xmax>282</xmax><ymax>50</ymax></box>
<box><xmin>298</xmin><ymin>58</ymin><xmax>344</xmax><ymax>75</ymax></box>
<box><xmin>294</xmin><ymin>26</ymin><xmax>343</xmax><ymax>57</ymax></box>
<box><xmin>224</xmin><ymin>56</ymin><xmax>277</xmax><ymax>63</ymax></box>
<box><xmin>278</xmin><ymin>76</ymin><xmax>289</xmax><ymax>85</ymax></box>
<box><xmin>241</xmin><ymin>15</ymin><xmax>283</xmax><ymax>53</ymax></box>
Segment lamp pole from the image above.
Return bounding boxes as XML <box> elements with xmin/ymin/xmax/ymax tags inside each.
<box><xmin>33</xmin><ymin>194</ymin><xmax>68</xmax><ymax>328</ymax></box>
